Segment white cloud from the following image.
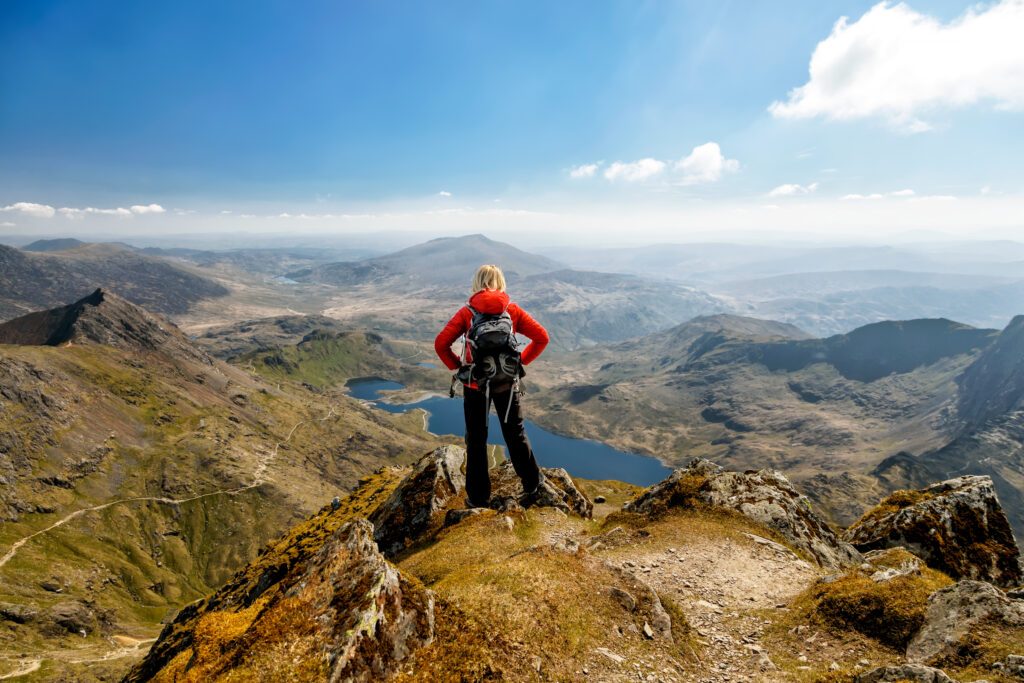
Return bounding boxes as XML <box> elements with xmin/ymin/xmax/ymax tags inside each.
<box><xmin>59</xmin><ymin>206</ymin><xmax>132</xmax><ymax>219</ymax></box>
<box><xmin>1</xmin><ymin>202</ymin><xmax>56</xmax><ymax>218</ymax></box>
<box><xmin>841</xmin><ymin>189</ymin><xmax>916</xmax><ymax>200</ymax></box>
<box><xmin>569</xmin><ymin>163</ymin><xmax>599</xmax><ymax>178</ymax></box>
<box><xmin>438</xmin><ymin>190</ymin><xmax>451</xmax><ymax>197</ymax></box>
<box><xmin>770</xmin><ymin>1</ymin><xmax>1024</xmax><ymax>131</ymax></box>
<box><xmin>604</xmin><ymin>158</ymin><xmax>666</xmax><ymax>182</ymax></box>
<box><xmin>769</xmin><ymin>182</ymin><xmax>819</xmax><ymax>197</ymax></box>
<box><xmin>0</xmin><ymin>221</ymin><xmax>15</xmax><ymax>227</ymax></box>
<box><xmin>130</xmin><ymin>204</ymin><xmax>165</xmax><ymax>214</ymax></box>
<box><xmin>674</xmin><ymin>142</ymin><xmax>739</xmax><ymax>184</ymax></box>
<box><xmin>220</xmin><ymin>210</ymin><xmax>233</xmax><ymax>215</ymax></box>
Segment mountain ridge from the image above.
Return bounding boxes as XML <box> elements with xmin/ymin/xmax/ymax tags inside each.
<box><xmin>0</xmin><ymin>243</ymin><xmax>228</xmax><ymax>323</ymax></box>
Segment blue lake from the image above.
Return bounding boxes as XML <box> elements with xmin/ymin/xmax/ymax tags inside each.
<box><xmin>347</xmin><ymin>378</ymin><xmax>671</xmax><ymax>487</ymax></box>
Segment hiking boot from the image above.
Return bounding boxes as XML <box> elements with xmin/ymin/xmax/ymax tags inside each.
<box><xmin>519</xmin><ymin>473</ymin><xmax>548</xmax><ymax>508</ymax></box>
<box><xmin>464</xmin><ymin>496</ymin><xmax>489</xmax><ymax>509</ymax></box>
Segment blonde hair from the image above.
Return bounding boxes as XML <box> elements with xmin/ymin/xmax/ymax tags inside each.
<box><xmin>471</xmin><ymin>264</ymin><xmax>506</xmax><ymax>293</ymax></box>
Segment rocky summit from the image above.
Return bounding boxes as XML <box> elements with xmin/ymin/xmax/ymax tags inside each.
<box><xmin>370</xmin><ymin>445</ymin><xmax>593</xmax><ymax>557</ymax></box>
<box><xmin>123</xmin><ymin>517</ymin><xmax>434</xmax><ymax>682</ymax></box>
<box><xmin>624</xmin><ymin>458</ymin><xmax>862</xmax><ymax>570</ymax></box>
<box><xmin>0</xmin><ymin>287</ymin><xmax>214</xmax><ymax>365</ymax></box>
<box><xmin>844</xmin><ymin>475</ymin><xmax>1024</xmax><ymax>587</ymax></box>
<box><xmin>100</xmin><ymin>444</ymin><xmax>1024</xmax><ymax>682</ymax></box>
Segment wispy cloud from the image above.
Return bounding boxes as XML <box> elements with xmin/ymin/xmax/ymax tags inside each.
<box><xmin>3</xmin><ymin>201</ymin><xmax>166</xmax><ymax>219</ymax></box>
<box><xmin>604</xmin><ymin>158</ymin><xmax>666</xmax><ymax>182</ymax></box>
<box><xmin>768</xmin><ymin>182</ymin><xmax>819</xmax><ymax>197</ymax></box>
<box><xmin>438</xmin><ymin>190</ymin><xmax>452</xmax><ymax>197</ymax></box>
<box><xmin>569</xmin><ymin>163</ymin><xmax>600</xmax><ymax>179</ymax></box>
<box><xmin>770</xmin><ymin>0</ymin><xmax>1024</xmax><ymax>132</ymax></box>
<box><xmin>1</xmin><ymin>202</ymin><xmax>56</xmax><ymax>218</ymax></box>
<box><xmin>841</xmin><ymin>189</ymin><xmax>916</xmax><ymax>200</ymax></box>
<box><xmin>674</xmin><ymin>142</ymin><xmax>739</xmax><ymax>185</ymax></box>
<box><xmin>130</xmin><ymin>203</ymin><xmax>165</xmax><ymax>214</ymax></box>
<box><xmin>59</xmin><ymin>207</ymin><xmax>132</xmax><ymax>218</ymax></box>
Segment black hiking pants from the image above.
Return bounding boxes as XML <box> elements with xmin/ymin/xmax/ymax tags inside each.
<box><xmin>463</xmin><ymin>385</ymin><xmax>540</xmax><ymax>506</ymax></box>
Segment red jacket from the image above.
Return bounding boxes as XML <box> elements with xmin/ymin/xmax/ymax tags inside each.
<box><xmin>434</xmin><ymin>289</ymin><xmax>549</xmax><ymax>377</ymax></box>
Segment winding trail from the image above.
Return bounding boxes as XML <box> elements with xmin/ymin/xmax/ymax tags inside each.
<box><xmin>0</xmin><ymin>406</ymin><xmax>336</xmax><ymax>570</ymax></box>
<box><xmin>0</xmin><ymin>406</ymin><xmax>338</xmax><ymax>679</ymax></box>
<box><xmin>0</xmin><ymin>637</ymin><xmax>157</xmax><ymax>680</ymax></box>
<box><xmin>0</xmin><ymin>661</ymin><xmax>40</xmax><ymax>681</ymax></box>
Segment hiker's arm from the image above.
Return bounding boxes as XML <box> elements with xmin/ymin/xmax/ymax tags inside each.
<box><xmin>514</xmin><ymin>307</ymin><xmax>549</xmax><ymax>365</ymax></box>
<box><xmin>434</xmin><ymin>308</ymin><xmax>469</xmax><ymax>371</ymax></box>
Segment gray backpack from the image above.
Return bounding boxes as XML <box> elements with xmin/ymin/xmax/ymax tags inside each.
<box><xmin>459</xmin><ymin>304</ymin><xmax>524</xmax><ymax>419</ymax></box>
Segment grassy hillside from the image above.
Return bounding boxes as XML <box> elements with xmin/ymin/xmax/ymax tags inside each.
<box><xmin>0</xmin><ymin>243</ymin><xmax>228</xmax><ymax>322</ymax></box>
<box><xmin>0</xmin><ymin>324</ymin><xmax>442</xmax><ymax>679</ymax></box>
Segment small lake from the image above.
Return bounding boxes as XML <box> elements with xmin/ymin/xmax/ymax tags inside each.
<box><xmin>348</xmin><ymin>378</ymin><xmax>671</xmax><ymax>487</ymax></box>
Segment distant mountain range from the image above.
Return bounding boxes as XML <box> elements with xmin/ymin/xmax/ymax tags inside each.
<box><xmin>288</xmin><ymin>233</ymin><xmax>564</xmax><ymax>287</ymax></box>
<box><xmin>0</xmin><ymin>242</ymin><xmax>228</xmax><ymax>322</ymax></box>
<box><xmin>528</xmin><ymin>312</ymin><xmax>1024</xmax><ymax>541</ymax></box>
<box><xmin>7</xmin><ymin>233</ymin><xmax>1023</xmax><ymax>341</ymax></box>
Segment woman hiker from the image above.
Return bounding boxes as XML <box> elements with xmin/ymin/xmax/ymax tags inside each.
<box><xmin>434</xmin><ymin>264</ymin><xmax>549</xmax><ymax>508</ymax></box>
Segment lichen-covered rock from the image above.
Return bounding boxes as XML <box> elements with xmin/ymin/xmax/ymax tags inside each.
<box><xmin>369</xmin><ymin>445</ymin><xmax>466</xmax><ymax>557</ymax></box>
<box><xmin>123</xmin><ymin>518</ymin><xmax>434</xmax><ymax>682</ymax></box>
<box><xmin>856</xmin><ymin>663</ymin><xmax>958</xmax><ymax>683</ymax></box>
<box><xmin>906</xmin><ymin>579</ymin><xmax>1024</xmax><ymax>664</ymax></box>
<box><xmin>624</xmin><ymin>459</ymin><xmax>861</xmax><ymax>569</ymax></box>
<box><xmin>487</xmin><ymin>461</ymin><xmax>593</xmax><ymax>518</ymax></box>
<box><xmin>843</xmin><ymin>475</ymin><xmax>1024</xmax><ymax>587</ymax></box>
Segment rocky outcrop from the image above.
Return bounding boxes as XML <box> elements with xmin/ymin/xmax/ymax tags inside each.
<box><xmin>124</xmin><ymin>518</ymin><xmax>434</xmax><ymax>683</ymax></box>
<box><xmin>47</xmin><ymin>601</ymin><xmax>95</xmax><ymax>635</ymax></box>
<box><xmin>906</xmin><ymin>579</ymin><xmax>1024</xmax><ymax>664</ymax></box>
<box><xmin>843</xmin><ymin>475</ymin><xmax>1024</xmax><ymax>587</ymax></box>
<box><xmin>487</xmin><ymin>460</ymin><xmax>593</xmax><ymax>518</ymax></box>
<box><xmin>0</xmin><ymin>288</ymin><xmax>214</xmax><ymax>365</ymax></box>
<box><xmin>370</xmin><ymin>447</ymin><xmax>594</xmax><ymax>556</ymax></box>
<box><xmin>369</xmin><ymin>445</ymin><xmax>466</xmax><ymax>557</ymax></box>
<box><xmin>856</xmin><ymin>664</ymin><xmax>957</xmax><ymax>683</ymax></box>
<box><xmin>625</xmin><ymin>459</ymin><xmax>861</xmax><ymax>569</ymax></box>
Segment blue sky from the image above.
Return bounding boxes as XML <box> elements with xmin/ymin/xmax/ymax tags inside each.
<box><xmin>2</xmin><ymin>0</ymin><xmax>1023</xmax><ymax>243</ymax></box>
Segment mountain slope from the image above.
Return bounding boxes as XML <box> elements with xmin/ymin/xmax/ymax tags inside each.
<box><xmin>0</xmin><ymin>294</ymin><xmax>440</xmax><ymax>679</ymax></box>
<box><xmin>528</xmin><ymin>316</ymin><xmax>995</xmax><ymax>526</ymax></box>
<box><xmin>873</xmin><ymin>315</ymin><xmax>1024</xmax><ymax>542</ymax></box>
<box><xmin>291</xmin><ymin>233</ymin><xmax>563</xmax><ymax>288</ymax></box>
<box><xmin>21</xmin><ymin>238</ymin><xmax>87</xmax><ymax>252</ymax></box>
<box><xmin>0</xmin><ymin>288</ymin><xmax>214</xmax><ymax>365</ymax></box>
<box><xmin>0</xmin><ymin>243</ymin><xmax>228</xmax><ymax>322</ymax></box>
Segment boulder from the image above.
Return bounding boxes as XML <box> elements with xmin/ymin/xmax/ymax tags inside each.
<box><xmin>47</xmin><ymin>601</ymin><xmax>94</xmax><ymax>635</ymax></box>
<box><xmin>907</xmin><ymin>579</ymin><xmax>1024</xmax><ymax>663</ymax></box>
<box><xmin>487</xmin><ymin>461</ymin><xmax>593</xmax><ymax>518</ymax></box>
<box><xmin>124</xmin><ymin>518</ymin><xmax>435</xmax><ymax>682</ymax></box>
<box><xmin>625</xmin><ymin>459</ymin><xmax>862</xmax><ymax>569</ymax></box>
<box><xmin>856</xmin><ymin>664</ymin><xmax>958</xmax><ymax>683</ymax></box>
<box><xmin>368</xmin><ymin>445</ymin><xmax>466</xmax><ymax>557</ymax></box>
<box><xmin>843</xmin><ymin>475</ymin><xmax>1024</xmax><ymax>587</ymax></box>
<box><xmin>0</xmin><ymin>602</ymin><xmax>38</xmax><ymax>624</ymax></box>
